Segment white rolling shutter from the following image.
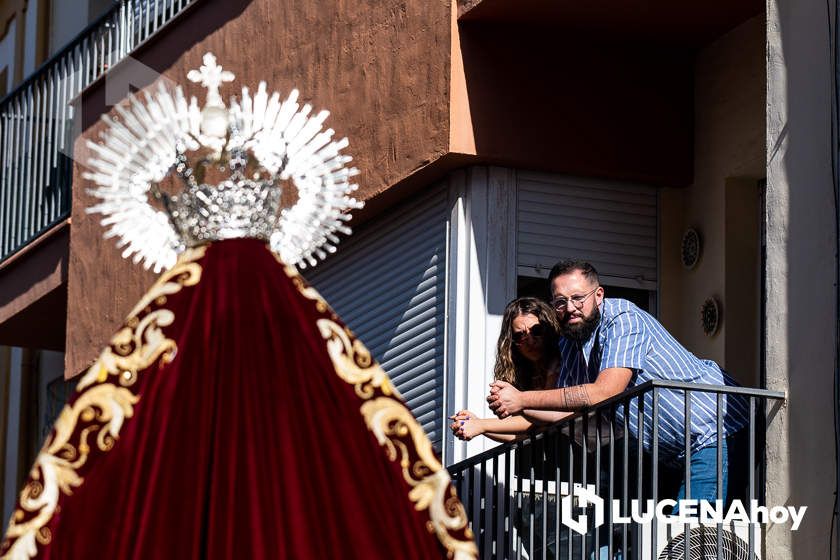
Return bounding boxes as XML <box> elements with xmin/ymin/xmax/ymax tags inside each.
<box><xmin>304</xmin><ymin>185</ymin><xmax>448</xmax><ymax>449</ymax></box>
<box><xmin>517</xmin><ymin>171</ymin><xmax>658</xmax><ymax>286</ymax></box>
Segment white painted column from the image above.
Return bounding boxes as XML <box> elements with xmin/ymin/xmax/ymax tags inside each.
<box><xmin>766</xmin><ymin>0</ymin><xmax>837</xmax><ymax>557</ymax></box>
<box><xmin>445</xmin><ymin>166</ymin><xmax>517</xmax><ymax>465</ymax></box>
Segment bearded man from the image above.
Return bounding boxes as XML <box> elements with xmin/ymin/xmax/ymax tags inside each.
<box><xmin>487</xmin><ymin>259</ymin><xmax>748</xmax><ymax>507</ymax></box>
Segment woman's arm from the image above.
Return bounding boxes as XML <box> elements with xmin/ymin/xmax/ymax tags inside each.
<box><xmin>450</xmin><ymin>410</ymin><xmax>536</xmax><ymax>442</ymax></box>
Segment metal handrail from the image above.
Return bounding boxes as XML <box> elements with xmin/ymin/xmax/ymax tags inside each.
<box><xmin>1</xmin><ymin>2</ymin><xmax>121</xmax><ymax>110</ymax></box>
<box><xmin>0</xmin><ymin>0</ymin><xmax>199</xmax><ymax>264</ymax></box>
<box><xmin>447</xmin><ymin>380</ymin><xmax>784</xmax><ymax>471</ymax></box>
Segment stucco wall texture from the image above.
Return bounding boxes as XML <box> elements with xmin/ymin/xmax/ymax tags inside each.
<box><xmin>66</xmin><ymin>0</ymin><xmax>452</xmax><ymax>376</ymax></box>
<box><xmin>766</xmin><ymin>0</ymin><xmax>837</xmax><ymax>557</ymax></box>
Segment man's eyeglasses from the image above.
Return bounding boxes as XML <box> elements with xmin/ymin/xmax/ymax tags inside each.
<box><xmin>551</xmin><ymin>287</ymin><xmax>599</xmax><ymax>311</ymax></box>
<box><xmin>512</xmin><ymin>324</ymin><xmax>546</xmax><ymax>345</ymax></box>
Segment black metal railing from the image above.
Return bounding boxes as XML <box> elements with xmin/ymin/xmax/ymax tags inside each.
<box><xmin>0</xmin><ymin>0</ymin><xmax>198</xmax><ymax>263</ymax></box>
<box><xmin>447</xmin><ymin>380</ymin><xmax>785</xmax><ymax>560</ymax></box>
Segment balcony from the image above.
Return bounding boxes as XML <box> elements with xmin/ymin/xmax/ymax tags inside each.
<box><xmin>0</xmin><ymin>0</ymin><xmax>198</xmax><ymax>264</ymax></box>
<box><xmin>447</xmin><ymin>381</ymin><xmax>785</xmax><ymax>559</ymax></box>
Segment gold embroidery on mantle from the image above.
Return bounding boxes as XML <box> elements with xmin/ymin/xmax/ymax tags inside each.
<box><xmin>0</xmin><ymin>247</ymin><xmax>205</xmax><ymax>560</ymax></box>
<box><xmin>77</xmin><ymin>246</ymin><xmax>205</xmax><ymax>393</ymax></box>
<box><xmin>2</xmin><ymin>385</ymin><xmax>141</xmax><ymax>559</ymax></box>
<box><xmin>279</xmin><ymin>260</ymin><xmax>398</xmax><ymax>399</ymax></box>
<box><xmin>317</xmin><ymin>319</ymin><xmax>399</xmax><ymax>400</ymax></box>
<box><xmin>361</xmin><ymin>398</ymin><xmax>477</xmax><ymax>560</ymax></box>
<box><xmin>281</xmin><ymin>261</ymin><xmax>477</xmax><ymax>559</ymax></box>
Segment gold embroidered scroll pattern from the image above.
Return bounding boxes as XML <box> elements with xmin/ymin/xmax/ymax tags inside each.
<box><xmin>77</xmin><ymin>246</ymin><xmax>205</xmax><ymax>392</ymax></box>
<box><xmin>3</xmin><ymin>384</ymin><xmax>141</xmax><ymax>559</ymax></box>
<box><xmin>0</xmin><ymin>247</ymin><xmax>205</xmax><ymax>560</ymax></box>
<box><xmin>361</xmin><ymin>398</ymin><xmax>477</xmax><ymax>560</ymax></box>
<box><xmin>317</xmin><ymin>318</ymin><xmax>399</xmax><ymax>400</ymax></box>
<box><xmin>124</xmin><ymin>246</ymin><xmax>206</xmax><ymax>320</ymax></box>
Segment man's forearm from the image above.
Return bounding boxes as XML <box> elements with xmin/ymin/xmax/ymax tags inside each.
<box><xmin>521</xmin><ymin>385</ymin><xmax>593</xmax><ymax>411</ymax></box>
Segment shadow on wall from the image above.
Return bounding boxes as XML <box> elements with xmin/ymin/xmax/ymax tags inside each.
<box><xmin>457</xmin><ymin>21</ymin><xmax>695</xmax><ymax>187</ymax></box>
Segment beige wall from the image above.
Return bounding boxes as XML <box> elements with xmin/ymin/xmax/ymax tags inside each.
<box><xmin>659</xmin><ymin>15</ymin><xmax>766</xmax><ymax>386</ymax></box>
<box><xmin>766</xmin><ymin>0</ymin><xmax>837</xmax><ymax>556</ymax></box>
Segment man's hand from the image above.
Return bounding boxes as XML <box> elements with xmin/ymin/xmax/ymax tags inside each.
<box><xmin>487</xmin><ymin>381</ymin><xmax>524</xmax><ymax>418</ymax></box>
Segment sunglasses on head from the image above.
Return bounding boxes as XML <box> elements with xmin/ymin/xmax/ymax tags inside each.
<box><xmin>512</xmin><ymin>323</ymin><xmax>546</xmax><ymax>344</ymax></box>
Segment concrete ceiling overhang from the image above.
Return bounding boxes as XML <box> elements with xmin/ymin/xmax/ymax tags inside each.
<box><xmin>458</xmin><ymin>0</ymin><xmax>763</xmax><ymax>47</ymax></box>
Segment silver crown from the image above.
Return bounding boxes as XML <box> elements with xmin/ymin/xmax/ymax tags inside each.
<box><xmin>160</xmin><ymin>179</ymin><xmax>281</xmax><ymax>246</ymax></box>
<box><xmin>155</xmin><ymin>138</ymin><xmax>284</xmax><ymax>247</ymax></box>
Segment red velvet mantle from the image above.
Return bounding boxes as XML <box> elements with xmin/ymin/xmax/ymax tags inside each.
<box><xmin>1</xmin><ymin>239</ymin><xmax>476</xmax><ymax>559</ymax></box>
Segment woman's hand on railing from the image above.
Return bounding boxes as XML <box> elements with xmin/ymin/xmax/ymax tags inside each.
<box><xmin>449</xmin><ymin>410</ymin><xmax>483</xmax><ymax>441</ymax></box>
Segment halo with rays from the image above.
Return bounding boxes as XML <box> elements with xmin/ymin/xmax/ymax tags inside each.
<box><xmin>84</xmin><ymin>53</ymin><xmax>362</xmax><ymax>273</ymax></box>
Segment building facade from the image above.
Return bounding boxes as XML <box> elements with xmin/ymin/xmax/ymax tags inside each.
<box><xmin>0</xmin><ymin>0</ymin><xmax>835</xmax><ymax>557</ymax></box>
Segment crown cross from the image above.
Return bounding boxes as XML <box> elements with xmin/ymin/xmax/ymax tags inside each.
<box><xmin>187</xmin><ymin>53</ymin><xmax>235</xmax><ymax>108</ymax></box>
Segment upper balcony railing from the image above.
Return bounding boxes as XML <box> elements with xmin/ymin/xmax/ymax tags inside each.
<box><xmin>0</xmin><ymin>0</ymin><xmax>198</xmax><ymax>263</ymax></box>
<box><xmin>447</xmin><ymin>380</ymin><xmax>785</xmax><ymax>560</ymax></box>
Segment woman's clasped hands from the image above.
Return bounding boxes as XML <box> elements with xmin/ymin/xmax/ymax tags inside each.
<box><xmin>449</xmin><ymin>410</ymin><xmax>483</xmax><ymax>441</ymax></box>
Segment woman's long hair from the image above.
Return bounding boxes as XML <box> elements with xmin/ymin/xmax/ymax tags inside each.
<box><xmin>493</xmin><ymin>297</ymin><xmax>561</xmax><ymax>390</ymax></box>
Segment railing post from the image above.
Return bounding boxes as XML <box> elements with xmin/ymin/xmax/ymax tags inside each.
<box><xmin>651</xmin><ymin>388</ymin><xmax>659</xmax><ymax>560</ymax></box>
<box><xmin>749</xmin><ymin>396</ymin><xmax>756</xmax><ymax>560</ymax></box>
<box><xmin>717</xmin><ymin>392</ymin><xmax>724</xmax><ymax>559</ymax></box>
<box><xmin>683</xmin><ymin>388</ymin><xmax>691</xmax><ymax>560</ymax></box>
<box><xmin>479</xmin><ymin>456</ymin><xmax>487</xmax><ymax>556</ymax></box>
<box><xmin>621</xmin><ymin>398</ymin><xmax>629</xmax><ymax>560</ymax></box>
<box><xmin>1</xmin><ymin>110</ymin><xmax>9</xmax><ymax>253</ymax></box>
<box><xmin>568</xmin><ymin>416</ymin><xmax>575</xmax><ymax>560</ymax></box>
<box><xmin>636</xmin><ymin>393</ymin><xmax>644</xmax><ymax>558</ymax></box>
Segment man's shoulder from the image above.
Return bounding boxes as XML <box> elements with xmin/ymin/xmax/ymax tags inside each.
<box><xmin>602</xmin><ymin>298</ymin><xmax>646</xmax><ymax>324</ymax></box>
<box><xmin>603</xmin><ymin>297</ymin><xmax>639</xmax><ymax>311</ymax></box>
<box><xmin>600</xmin><ymin>299</ymin><xmax>661</xmax><ymax>346</ymax></box>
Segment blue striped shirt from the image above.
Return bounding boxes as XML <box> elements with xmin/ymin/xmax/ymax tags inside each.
<box><xmin>556</xmin><ymin>298</ymin><xmax>748</xmax><ymax>461</ymax></box>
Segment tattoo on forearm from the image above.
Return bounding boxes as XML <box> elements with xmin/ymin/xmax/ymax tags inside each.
<box><xmin>562</xmin><ymin>385</ymin><xmax>591</xmax><ymax>409</ymax></box>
